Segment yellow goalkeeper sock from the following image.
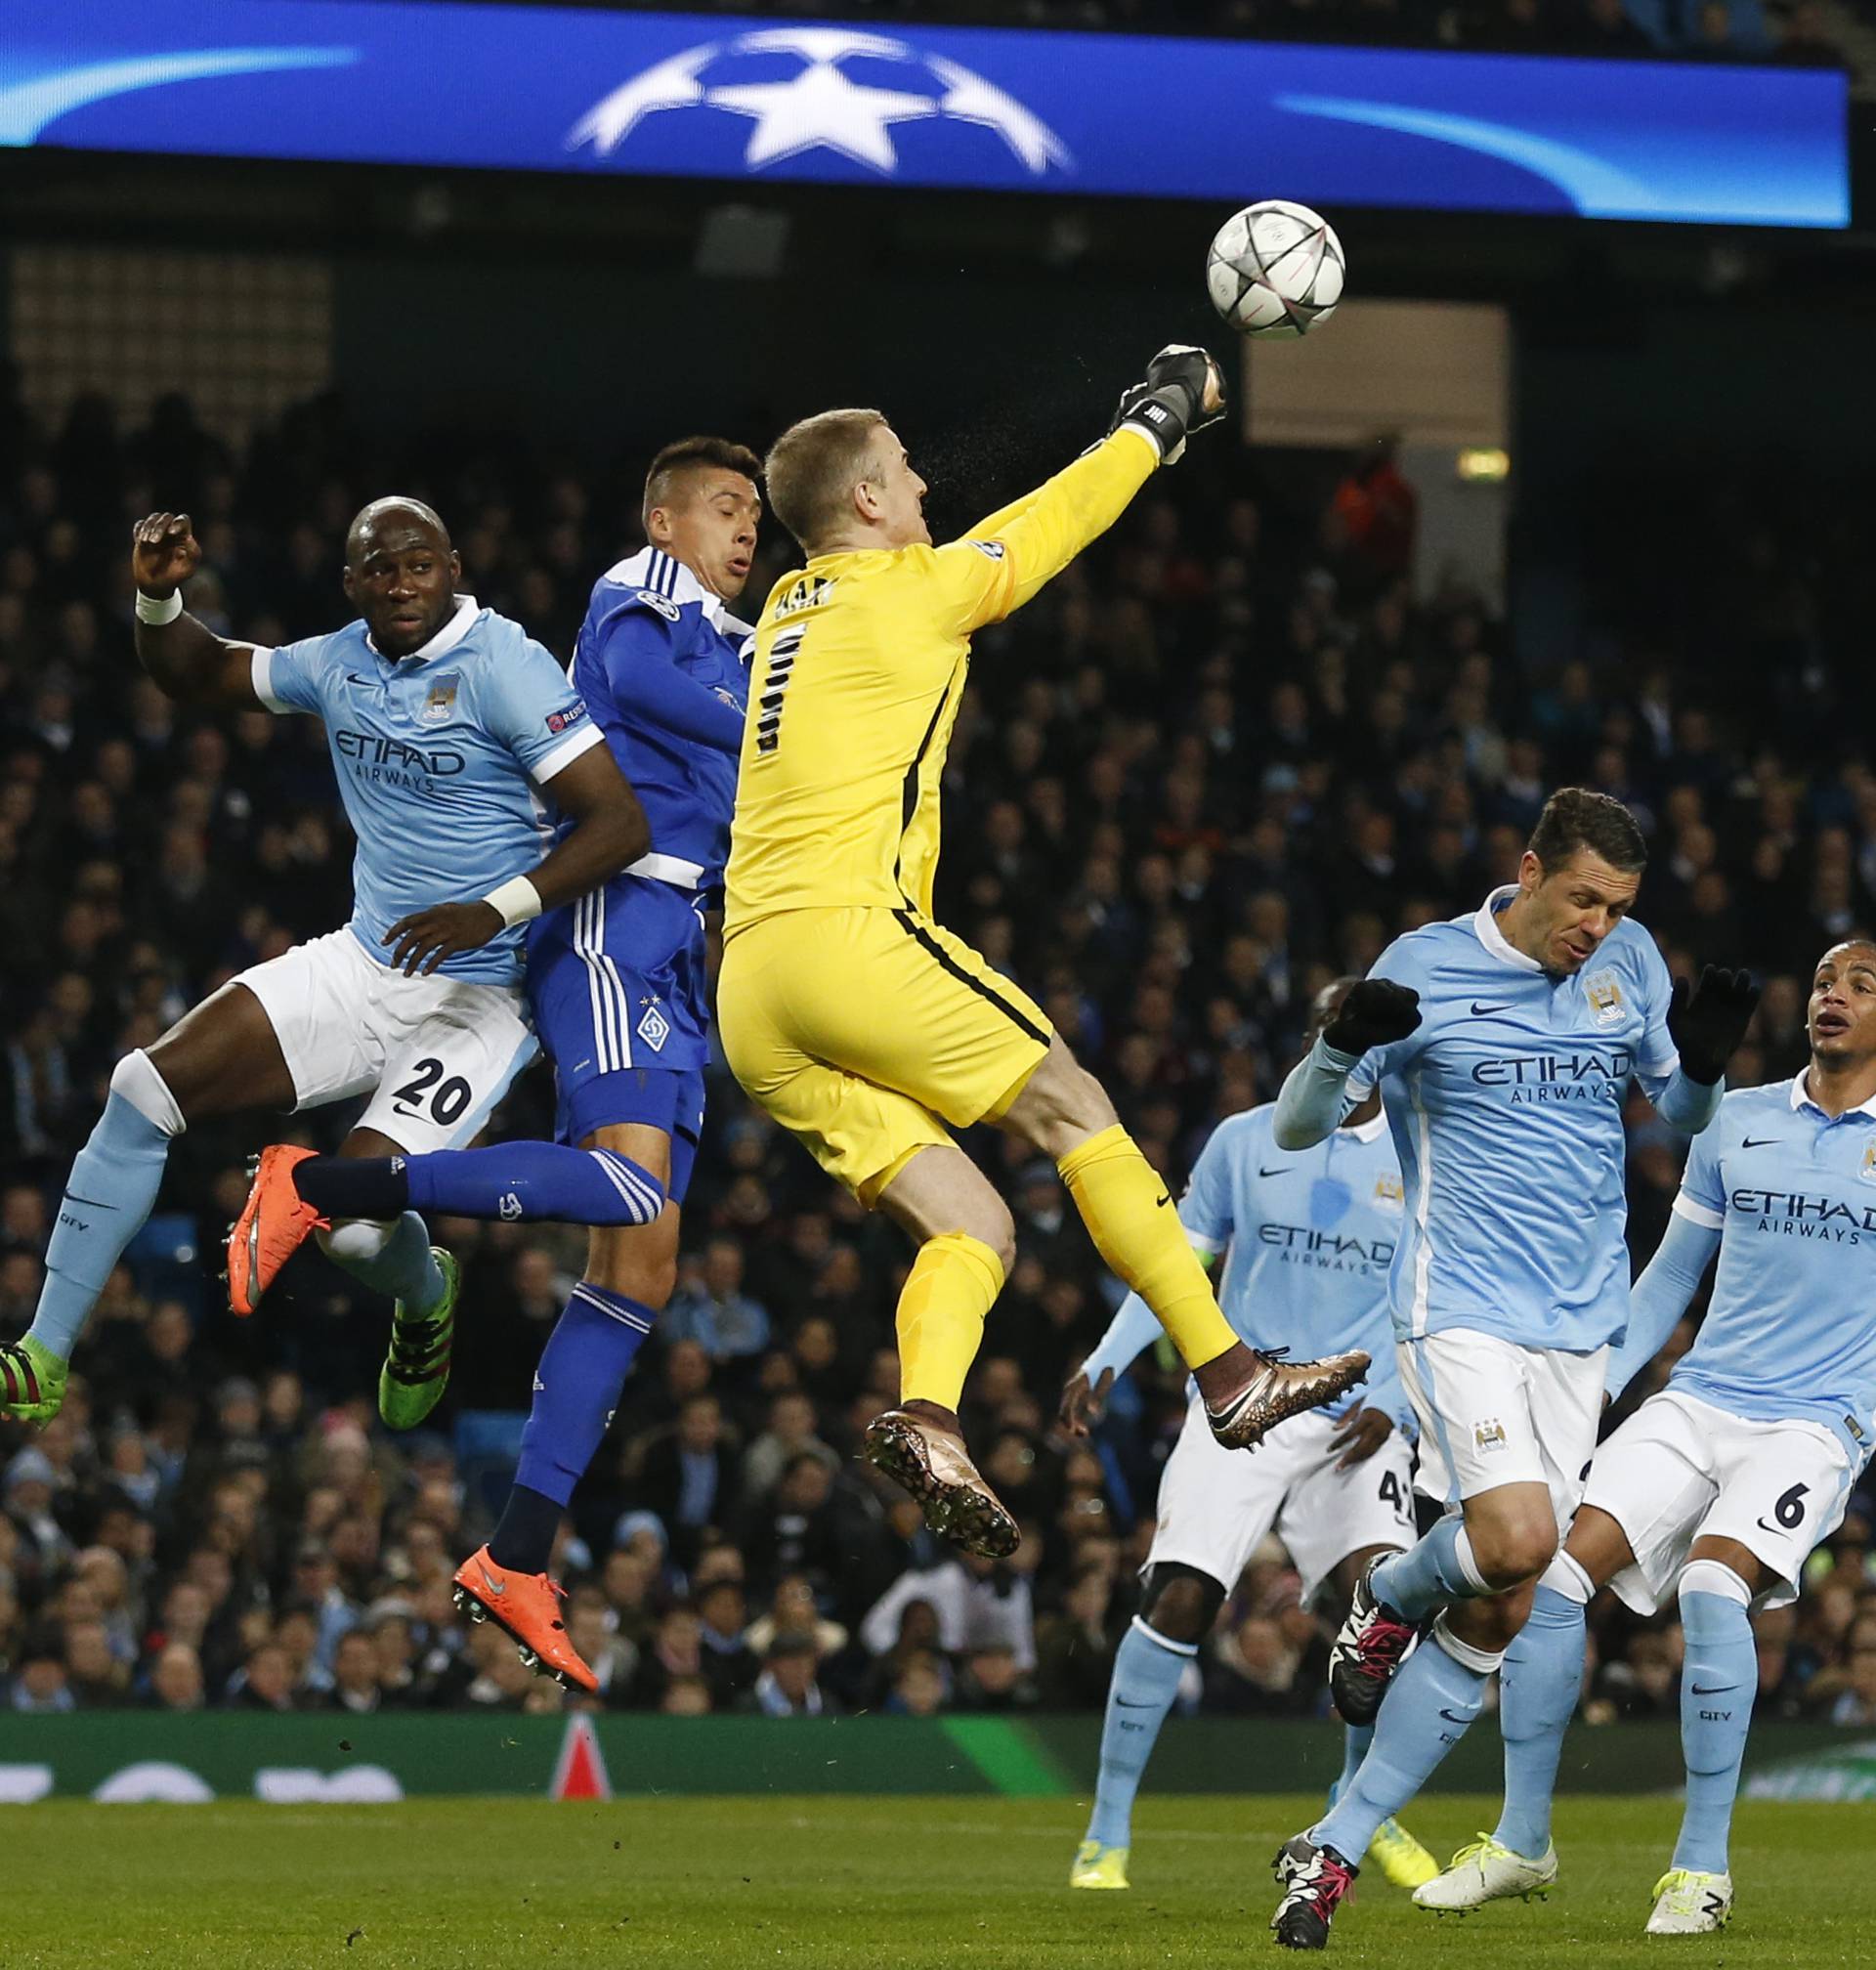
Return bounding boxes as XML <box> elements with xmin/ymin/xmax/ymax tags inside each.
<box><xmin>1058</xmin><ymin>1125</ymin><xmax>1237</xmax><ymax>1371</ymax></box>
<box><xmin>896</xmin><ymin>1231</ymin><xmax>1005</xmax><ymax>1414</ymax></box>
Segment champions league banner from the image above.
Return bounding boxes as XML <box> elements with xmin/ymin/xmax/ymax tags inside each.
<box><xmin>0</xmin><ymin>0</ymin><xmax>1850</xmax><ymax>229</ymax></box>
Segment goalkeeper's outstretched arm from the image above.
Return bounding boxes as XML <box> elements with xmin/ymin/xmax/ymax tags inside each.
<box><xmin>950</xmin><ymin>347</ymin><xmax>1226</xmax><ymax>626</ymax></box>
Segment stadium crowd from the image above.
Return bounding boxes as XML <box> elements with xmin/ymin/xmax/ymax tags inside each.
<box><xmin>0</xmin><ymin>373</ymin><xmax>1873</xmax><ymax>1727</ymax></box>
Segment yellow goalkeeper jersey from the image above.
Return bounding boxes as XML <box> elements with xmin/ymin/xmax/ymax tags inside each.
<box><xmin>723</xmin><ymin>427</ymin><xmax>1158</xmax><ymax>932</ymax></box>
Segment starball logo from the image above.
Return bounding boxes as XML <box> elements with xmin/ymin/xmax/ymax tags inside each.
<box><xmin>567</xmin><ymin>28</ymin><xmax>1073</xmax><ymax>180</ymax></box>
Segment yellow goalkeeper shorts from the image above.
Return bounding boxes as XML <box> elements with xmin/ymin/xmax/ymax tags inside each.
<box><xmin>718</xmin><ymin>905</ymin><xmax>1053</xmax><ymax>1205</ymax></box>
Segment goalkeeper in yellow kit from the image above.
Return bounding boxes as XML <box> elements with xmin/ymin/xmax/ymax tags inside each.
<box><xmin>720</xmin><ymin>348</ymin><xmax>1369</xmax><ymax>1558</ymax></box>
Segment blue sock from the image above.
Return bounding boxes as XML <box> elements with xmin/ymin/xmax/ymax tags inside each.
<box><xmin>1495</xmin><ymin>1584</ymin><xmax>1586</xmax><ymax>1859</ymax></box>
<box><xmin>321</xmin><ymin>1212</ymin><xmax>446</xmax><ymax>1312</ymax></box>
<box><xmin>297</xmin><ymin>1143</ymin><xmax>665</xmax><ymax>1227</ymax></box>
<box><xmin>29</xmin><ymin>1090</ymin><xmax>174</xmax><ymax>1360</ymax></box>
<box><xmin>1673</xmin><ymin>1577</ymin><xmax>1757</xmax><ymax>1875</ymax></box>
<box><xmin>1085</xmin><ymin>1617</ymin><xmax>1193</xmax><ymax>1850</ymax></box>
<box><xmin>1328</xmin><ymin>1724</ymin><xmax>1375</xmax><ymax>1811</ymax></box>
<box><xmin>1371</xmin><ymin>1515</ymin><xmax>1487</xmax><ymax>1625</ymax></box>
<box><xmin>1313</xmin><ymin>1627</ymin><xmax>1490</xmax><ymax>1863</ymax></box>
<box><xmin>513</xmin><ymin>1282</ymin><xmax>658</xmax><ymax>1535</ymax></box>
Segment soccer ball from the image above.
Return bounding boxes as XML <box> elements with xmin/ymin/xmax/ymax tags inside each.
<box><xmin>1206</xmin><ymin>200</ymin><xmax>1345</xmax><ymax>339</ymax></box>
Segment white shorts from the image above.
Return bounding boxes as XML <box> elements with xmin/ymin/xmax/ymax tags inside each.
<box><xmin>236</xmin><ymin>928</ymin><xmax>537</xmax><ymax>1156</ymax></box>
<box><xmin>1147</xmin><ymin>1391</ymin><xmax>1419</xmax><ymax>1605</ymax></box>
<box><xmin>1584</xmin><ymin>1388</ymin><xmax>1856</xmax><ymax>1614</ymax></box>
<box><xmin>1399</xmin><ymin>1328</ymin><xmax>1607</xmax><ymax>1533</ymax></box>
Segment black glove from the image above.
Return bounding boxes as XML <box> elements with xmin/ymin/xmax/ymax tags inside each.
<box><xmin>1110</xmin><ymin>345</ymin><xmax>1226</xmax><ymax>464</ymax></box>
<box><xmin>1667</xmin><ymin>964</ymin><xmax>1760</xmax><ymax>1085</ymax></box>
<box><xmin>1324</xmin><ymin>980</ymin><xmax>1422</xmax><ymax>1056</ymax></box>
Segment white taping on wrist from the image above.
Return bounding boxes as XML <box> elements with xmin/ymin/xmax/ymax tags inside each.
<box><xmin>135</xmin><ymin>589</ymin><xmax>184</xmax><ymax>625</ymax></box>
<box><xmin>482</xmin><ymin>876</ymin><xmax>543</xmax><ymax>929</ymax></box>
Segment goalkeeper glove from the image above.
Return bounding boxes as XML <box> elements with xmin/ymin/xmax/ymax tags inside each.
<box><xmin>1667</xmin><ymin>964</ymin><xmax>1759</xmax><ymax>1085</ymax></box>
<box><xmin>1324</xmin><ymin>980</ymin><xmax>1422</xmax><ymax>1056</ymax></box>
<box><xmin>1111</xmin><ymin>345</ymin><xmax>1226</xmax><ymax>464</ymax></box>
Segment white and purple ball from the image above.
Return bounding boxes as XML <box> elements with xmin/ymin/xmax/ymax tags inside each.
<box><xmin>1207</xmin><ymin>199</ymin><xmax>1345</xmax><ymax>339</ymax></box>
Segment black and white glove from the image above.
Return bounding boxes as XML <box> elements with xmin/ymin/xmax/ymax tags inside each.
<box><xmin>1111</xmin><ymin>345</ymin><xmax>1227</xmax><ymax>465</ymax></box>
<box><xmin>1667</xmin><ymin>964</ymin><xmax>1760</xmax><ymax>1085</ymax></box>
<box><xmin>1324</xmin><ymin>980</ymin><xmax>1422</xmax><ymax>1057</ymax></box>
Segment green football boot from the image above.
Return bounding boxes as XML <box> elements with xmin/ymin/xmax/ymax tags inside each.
<box><xmin>378</xmin><ymin>1248</ymin><xmax>460</xmax><ymax>1431</ymax></box>
<box><xmin>0</xmin><ymin>1336</ymin><xmax>66</xmax><ymax>1423</ymax></box>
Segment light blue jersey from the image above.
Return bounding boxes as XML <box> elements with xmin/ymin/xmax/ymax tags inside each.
<box><xmin>1082</xmin><ymin>1103</ymin><xmax>1413</xmax><ymax>1431</ymax></box>
<box><xmin>255</xmin><ymin>597</ymin><xmax>601</xmax><ymax>987</ymax></box>
<box><xmin>1350</xmin><ymin>886</ymin><xmax>1684</xmax><ymax>1352</ymax></box>
<box><xmin>1621</xmin><ymin>1076</ymin><xmax>1876</xmax><ymax>1464</ymax></box>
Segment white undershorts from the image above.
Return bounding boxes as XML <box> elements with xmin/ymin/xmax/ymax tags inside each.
<box><xmin>235</xmin><ymin>927</ymin><xmax>536</xmax><ymax>1155</ymax></box>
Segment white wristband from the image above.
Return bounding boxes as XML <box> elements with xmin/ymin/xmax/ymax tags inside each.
<box><xmin>135</xmin><ymin>589</ymin><xmax>184</xmax><ymax>625</ymax></box>
<box><xmin>482</xmin><ymin>876</ymin><xmax>543</xmax><ymax>929</ymax></box>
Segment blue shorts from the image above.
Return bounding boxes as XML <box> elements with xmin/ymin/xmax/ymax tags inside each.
<box><xmin>528</xmin><ymin>875</ymin><xmax>711</xmax><ymax>1204</ymax></box>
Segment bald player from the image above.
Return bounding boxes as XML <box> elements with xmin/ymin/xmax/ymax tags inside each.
<box><xmin>0</xmin><ymin>501</ymin><xmax>652</xmax><ymax>1422</ymax></box>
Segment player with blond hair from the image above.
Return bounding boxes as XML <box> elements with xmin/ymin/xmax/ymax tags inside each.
<box><xmin>716</xmin><ymin>349</ymin><xmax>1369</xmax><ymax>1558</ymax></box>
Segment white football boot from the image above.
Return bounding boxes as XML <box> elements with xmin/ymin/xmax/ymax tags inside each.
<box><xmin>1413</xmin><ymin>1833</ymin><xmax>1558</xmax><ymax>1914</ymax></box>
<box><xmin>1645</xmin><ymin>1868</ymin><xmax>1732</xmax><ymax>1935</ymax></box>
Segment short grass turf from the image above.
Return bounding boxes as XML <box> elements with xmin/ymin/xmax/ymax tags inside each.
<box><xmin>6</xmin><ymin>1793</ymin><xmax>1870</xmax><ymax>1968</ymax></box>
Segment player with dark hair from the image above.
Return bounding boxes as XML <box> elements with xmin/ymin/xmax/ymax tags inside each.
<box><xmin>1264</xmin><ymin>786</ymin><xmax>1759</xmax><ymax>1949</ymax></box>
<box><xmin>717</xmin><ymin>350</ymin><xmax>1370</xmax><ymax>1565</ymax></box>
<box><xmin>1062</xmin><ymin>979</ymin><xmax>1436</xmax><ymax>1896</ymax></box>
<box><xmin>1419</xmin><ymin>937</ymin><xmax>1876</xmax><ymax>1935</ymax></box>
<box><xmin>234</xmin><ymin>438</ymin><xmax>762</xmax><ymax>1692</ymax></box>
<box><xmin>0</xmin><ymin>500</ymin><xmax>651</xmax><ymax>1422</ymax></box>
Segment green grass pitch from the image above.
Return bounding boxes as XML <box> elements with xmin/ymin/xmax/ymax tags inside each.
<box><xmin>9</xmin><ymin>1793</ymin><xmax>1870</xmax><ymax>1967</ymax></box>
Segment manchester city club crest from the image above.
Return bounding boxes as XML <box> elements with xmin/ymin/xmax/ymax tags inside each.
<box><xmin>1583</xmin><ymin>969</ymin><xmax>1625</xmax><ymax>1027</ymax></box>
<box><xmin>420</xmin><ymin>673</ymin><xmax>460</xmax><ymax>726</ymax></box>
<box><xmin>1860</xmin><ymin>1141</ymin><xmax>1876</xmax><ymax>1186</ymax></box>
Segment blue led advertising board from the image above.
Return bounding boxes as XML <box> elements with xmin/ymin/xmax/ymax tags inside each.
<box><xmin>0</xmin><ymin>1</ymin><xmax>1850</xmax><ymax>228</ymax></box>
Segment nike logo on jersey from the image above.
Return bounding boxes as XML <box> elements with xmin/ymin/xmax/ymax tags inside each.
<box><xmin>1155</xmin><ymin>1194</ymin><xmax>1172</xmax><ymax>1209</ymax></box>
<box><xmin>1259</xmin><ymin>1166</ymin><xmax>1287</xmax><ymax>1178</ymax></box>
<box><xmin>1471</xmin><ymin>1003</ymin><xmax>1513</xmax><ymax>1016</ymax></box>
<box><xmin>1115</xmin><ymin>1697</ymin><xmax>1159</xmax><ymax>1709</ymax></box>
<box><xmin>1437</xmin><ymin>1707</ymin><xmax>1470</xmax><ymax>1723</ymax></box>
<box><xmin>1741</xmin><ymin>1137</ymin><xmax>1781</xmax><ymax>1149</ymax></box>
<box><xmin>1689</xmin><ymin>1683</ymin><xmax>1738</xmax><ymax>1695</ymax></box>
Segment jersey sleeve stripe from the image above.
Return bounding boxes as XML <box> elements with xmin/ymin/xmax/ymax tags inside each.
<box><xmin>533</xmin><ymin>720</ymin><xmax>606</xmax><ymax>783</ymax></box>
<box><xmin>250</xmin><ymin>646</ymin><xmax>291</xmax><ymax>714</ymax></box>
<box><xmin>1671</xmin><ymin>1192</ymin><xmax>1726</xmax><ymax>1230</ymax></box>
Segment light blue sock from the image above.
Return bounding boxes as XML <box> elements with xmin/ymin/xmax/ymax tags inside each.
<box><xmin>320</xmin><ymin>1212</ymin><xmax>447</xmax><ymax>1312</ymax></box>
<box><xmin>1085</xmin><ymin>1617</ymin><xmax>1193</xmax><ymax>1849</ymax></box>
<box><xmin>1371</xmin><ymin>1515</ymin><xmax>1487</xmax><ymax>1625</ymax></box>
<box><xmin>1494</xmin><ymin>1583</ymin><xmax>1586</xmax><ymax>1858</ymax></box>
<box><xmin>1673</xmin><ymin>1571</ymin><xmax>1757</xmax><ymax>1875</ymax></box>
<box><xmin>1313</xmin><ymin>1626</ymin><xmax>1491</xmax><ymax>1863</ymax></box>
<box><xmin>29</xmin><ymin>1086</ymin><xmax>176</xmax><ymax>1360</ymax></box>
<box><xmin>1327</xmin><ymin>1723</ymin><xmax>1375</xmax><ymax>1810</ymax></box>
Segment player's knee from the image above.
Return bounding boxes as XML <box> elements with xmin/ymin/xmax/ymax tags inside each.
<box><xmin>1140</xmin><ymin>1564</ymin><xmax>1223</xmax><ymax>1645</ymax></box>
<box><xmin>109</xmin><ymin>1050</ymin><xmax>187</xmax><ymax>1137</ymax></box>
<box><xmin>585</xmin><ymin>1226</ymin><xmax>678</xmax><ymax>1310</ymax></box>
<box><xmin>1471</xmin><ymin>1512</ymin><xmax>1557</xmax><ymax>1588</ymax></box>
<box><xmin>973</xmin><ymin>1203</ymin><xmax>1017</xmax><ymax>1280</ymax></box>
<box><xmin>319</xmin><ymin>1219</ymin><xmax>396</xmax><ymax>1265</ymax></box>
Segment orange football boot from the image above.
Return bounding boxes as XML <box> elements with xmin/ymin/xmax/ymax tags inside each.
<box><xmin>452</xmin><ymin>1545</ymin><xmax>598</xmax><ymax>1694</ymax></box>
<box><xmin>227</xmin><ymin>1144</ymin><xmax>327</xmax><ymax>1316</ymax></box>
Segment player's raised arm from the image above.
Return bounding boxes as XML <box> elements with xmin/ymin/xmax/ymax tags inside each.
<box><xmin>939</xmin><ymin>346</ymin><xmax>1228</xmax><ymax>633</ymax></box>
<box><xmin>129</xmin><ymin>512</ymin><xmax>266</xmax><ymax>708</ymax></box>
